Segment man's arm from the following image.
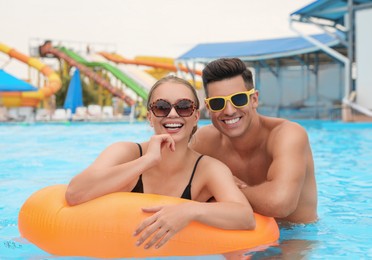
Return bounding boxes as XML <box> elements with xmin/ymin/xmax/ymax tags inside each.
<box><xmin>240</xmin><ymin>122</ymin><xmax>310</xmax><ymax>219</ymax></box>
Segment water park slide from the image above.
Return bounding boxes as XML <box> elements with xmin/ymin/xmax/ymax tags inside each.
<box><xmin>0</xmin><ymin>43</ymin><xmax>61</xmax><ymax>107</ymax></box>
<box><xmin>113</xmin><ymin>64</ymin><xmax>157</xmax><ymax>91</ymax></box>
<box><xmin>88</xmin><ymin>52</ymin><xmax>156</xmax><ymax>90</ymax></box>
<box><xmin>39</xmin><ymin>42</ymin><xmax>135</xmax><ymax>106</ymax></box>
<box><xmin>57</xmin><ymin>47</ymin><xmax>148</xmax><ymax>101</ymax></box>
<box><xmin>99</xmin><ymin>52</ymin><xmax>202</xmax><ymax>77</ymax></box>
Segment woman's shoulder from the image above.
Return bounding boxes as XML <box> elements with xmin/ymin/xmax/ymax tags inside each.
<box><xmin>101</xmin><ymin>141</ymin><xmax>144</xmax><ymax>158</ymax></box>
<box><xmin>197</xmin><ymin>154</ymin><xmax>231</xmax><ymax>175</ymax></box>
<box><xmin>105</xmin><ymin>141</ymin><xmax>136</xmax><ymax>151</ymax></box>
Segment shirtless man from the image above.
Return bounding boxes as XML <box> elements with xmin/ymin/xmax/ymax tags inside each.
<box><xmin>190</xmin><ymin>58</ymin><xmax>318</xmax><ymax>224</ymax></box>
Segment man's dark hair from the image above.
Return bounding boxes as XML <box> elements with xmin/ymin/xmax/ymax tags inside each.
<box><xmin>202</xmin><ymin>58</ymin><xmax>254</xmax><ymax>97</ymax></box>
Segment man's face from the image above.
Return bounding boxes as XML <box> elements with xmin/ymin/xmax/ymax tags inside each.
<box><xmin>205</xmin><ymin>75</ymin><xmax>257</xmax><ymax>138</ymax></box>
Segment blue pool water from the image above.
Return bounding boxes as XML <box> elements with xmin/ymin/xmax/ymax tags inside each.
<box><xmin>0</xmin><ymin>120</ymin><xmax>371</xmax><ymax>259</ymax></box>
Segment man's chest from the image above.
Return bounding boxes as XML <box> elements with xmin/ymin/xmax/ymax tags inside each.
<box><xmin>212</xmin><ymin>149</ymin><xmax>271</xmax><ymax>185</ymax></box>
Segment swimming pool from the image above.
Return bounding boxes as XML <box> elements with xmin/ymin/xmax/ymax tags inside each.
<box><xmin>0</xmin><ymin>120</ymin><xmax>371</xmax><ymax>259</ymax></box>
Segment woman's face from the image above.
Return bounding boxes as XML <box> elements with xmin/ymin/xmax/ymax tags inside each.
<box><xmin>147</xmin><ymin>82</ymin><xmax>200</xmax><ymax>142</ymax></box>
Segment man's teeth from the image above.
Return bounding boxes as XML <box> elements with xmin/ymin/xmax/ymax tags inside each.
<box><xmin>224</xmin><ymin>118</ymin><xmax>239</xmax><ymax>125</ymax></box>
<box><xmin>164</xmin><ymin>123</ymin><xmax>183</xmax><ymax>128</ymax></box>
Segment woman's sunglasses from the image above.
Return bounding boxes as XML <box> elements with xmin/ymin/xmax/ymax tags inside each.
<box><xmin>204</xmin><ymin>89</ymin><xmax>256</xmax><ymax>112</ymax></box>
<box><xmin>149</xmin><ymin>99</ymin><xmax>196</xmax><ymax>117</ymax></box>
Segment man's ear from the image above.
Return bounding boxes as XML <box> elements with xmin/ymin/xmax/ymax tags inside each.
<box><xmin>252</xmin><ymin>90</ymin><xmax>259</xmax><ymax>109</ymax></box>
<box><xmin>204</xmin><ymin>100</ymin><xmax>209</xmax><ymax>110</ymax></box>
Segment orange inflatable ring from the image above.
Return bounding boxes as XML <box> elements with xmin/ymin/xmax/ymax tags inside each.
<box><xmin>19</xmin><ymin>185</ymin><xmax>279</xmax><ymax>258</ymax></box>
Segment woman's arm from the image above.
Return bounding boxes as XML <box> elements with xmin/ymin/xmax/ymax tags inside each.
<box><xmin>134</xmin><ymin>157</ymin><xmax>255</xmax><ymax>249</ymax></box>
<box><xmin>195</xmin><ymin>158</ymin><xmax>255</xmax><ymax>229</ymax></box>
<box><xmin>65</xmin><ymin>142</ymin><xmax>150</xmax><ymax>205</ymax></box>
<box><xmin>65</xmin><ymin>135</ymin><xmax>176</xmax><ymax>206</ymax></box>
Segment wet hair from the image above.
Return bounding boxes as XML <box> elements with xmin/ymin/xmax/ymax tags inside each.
<box><xmin>146</xmin><ymin>75</ymin><xmax>200</xmax><ymax>139</ymax></box>
<box><xmin>202</xmin><ymin>58</ymin><xmax>254</xmax><ymax>97</ymax></box>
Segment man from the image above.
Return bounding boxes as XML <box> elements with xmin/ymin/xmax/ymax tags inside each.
<box><xmin>190</xmin><ymin>58</ymin><xmax>318</xmax><ymax>224</ymax></box>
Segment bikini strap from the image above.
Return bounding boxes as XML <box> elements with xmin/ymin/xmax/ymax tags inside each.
<box><xmin>180</xmin><ymin>155</ymin><xmax>204</xmax><ymax>200</ymax></box>
<box><xmin>136</xmin><ymin>143</ymin><xmax>142</xmax><ymax>157</ymax></box>
<box><xmin>188</xmin><ymin>155</ymin><xmax>204</xmax><ymax>186</ymax></box>
<box><xmin>131</xmin><ymin>143</ymin><xmax>143</xmax><ymax>193</ymax></box>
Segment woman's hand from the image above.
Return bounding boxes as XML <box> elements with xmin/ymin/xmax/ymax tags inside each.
<box><xmin>133</xmin><ymin>203</ymin><xmax>193</xmax><ymax>249</ymax></box>
<box><xmin>145</xmin><ymin>134</ymin><xmax>175</xmax><ymax>165</ymax></box>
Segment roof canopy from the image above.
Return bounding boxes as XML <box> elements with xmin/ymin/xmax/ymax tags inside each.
<box><xmin>177</xmin><ymin>34</ymin><xmax>340</xmax><ymax>62</ymax></box>
<box><xmin>290</xmin><ymin>0</ymin><xmax>372</xmax><ymax>27</ymax></box>
<box><xmin>0</xmin><ymin>69</ymin><xmax>37</xmax><ymax>92</ymax></box>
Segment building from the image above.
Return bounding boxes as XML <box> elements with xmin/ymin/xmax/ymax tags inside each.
<box><xmin>177</xmin><ymin>0</ymin><xmax>372</xmax><ymax>121</ymax></box>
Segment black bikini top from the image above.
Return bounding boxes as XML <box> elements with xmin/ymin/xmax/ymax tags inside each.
<box><xmin>131</xmin><ymin>143</ymin><xmax>203</xmax><ymax>200</ymax></box>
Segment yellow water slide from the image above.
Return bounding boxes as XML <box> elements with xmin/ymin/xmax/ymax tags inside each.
<box><xmin>0</xmin><ymin>43</ymin><xmax>62</xmax><ymax>107</ymax></box>
<box><xmin>99</xmin><ymin>53</ymin><xmax>203</xmax><ymax>89</ymax></box>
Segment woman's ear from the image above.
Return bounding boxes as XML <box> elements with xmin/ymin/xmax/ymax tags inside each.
<box><xmin>147</xmin><ymin>111</ymin><xmax>153</xmax><ymax>127</ymax></box>
<box><xmin>194</xmin><ymin>110</ymin><xmax>200</xmax><ymax>126</ymax></box>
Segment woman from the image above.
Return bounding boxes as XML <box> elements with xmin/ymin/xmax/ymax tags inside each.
<box><xmin>65</xmin><ymin>75</ymin><xmax>255</xmax><ymax>250</ymax></box>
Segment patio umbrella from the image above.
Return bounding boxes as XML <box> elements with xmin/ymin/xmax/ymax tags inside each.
<box><xmin>0</xmin><ymin>69</ymin><xmax>38</xmax><ymax>91</ymax></box>
<box><xmin>64</xmin><ymin>69</ymin><xmax>83</xmax><ymax>114</ymax></box>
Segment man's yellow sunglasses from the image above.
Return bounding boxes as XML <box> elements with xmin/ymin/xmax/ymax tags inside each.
<box><xmin>204</xmin><ymin>89</ymin><xmax>255</xmax><ymax>112</ymax></box>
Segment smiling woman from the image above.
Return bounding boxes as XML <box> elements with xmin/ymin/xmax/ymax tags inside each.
<box><xmin>59</xmin><ymin>75</ymin><xmax>258</xmax><ymax>252</ymax></box>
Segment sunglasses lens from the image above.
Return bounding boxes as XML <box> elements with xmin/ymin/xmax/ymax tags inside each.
<box><xmin>207</xmin><ymin>91</ymin><xmax>253</xmax><ymax>112</ymax></box>
<box><xmin>209</xmin><ymin>98</ymin><xmax>225</xmax><ymax>111</ymax></box>
<box><xmin>151</xmin><ymin>99</ymin><xmax>195</xmax><ymax>117</ymax></box>
<box><xmin>231</xmin><ymin>93</ymin><xmax>248</xmax><ymax>107</ymax></box>
<box><xmin>175</xmin><ymin>99</ymin><xmax>195</xmax><ymax>117</ymax></box>
<box><xmin>152</xmin><ymin>100</ymin><xmax>171</xmax><ymax>117</ymax></box>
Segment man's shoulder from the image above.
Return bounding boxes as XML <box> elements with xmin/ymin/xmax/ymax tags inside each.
<box><xmin>262</xmin><ymin>116</ymin><xmax>305</xmax><ymax>134</ymax></box>
<box><xmin>196</xmin><ymin>124</ymin><xmax>220</xmax><ymax>138</ymax></box>
<box><xmin>275</xmin><ymin>119</ymin><xmax>307</xmax><ymax>136</ymax></box>
<box><xmin>263</xmin><ymin>117</ymin><xmax>309</xmax><ymax>147</ymax></box>
<box><xmin>190</xmin><ymin>124</ymin><xmax>221</xmax><ymax>152</ymax></box>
